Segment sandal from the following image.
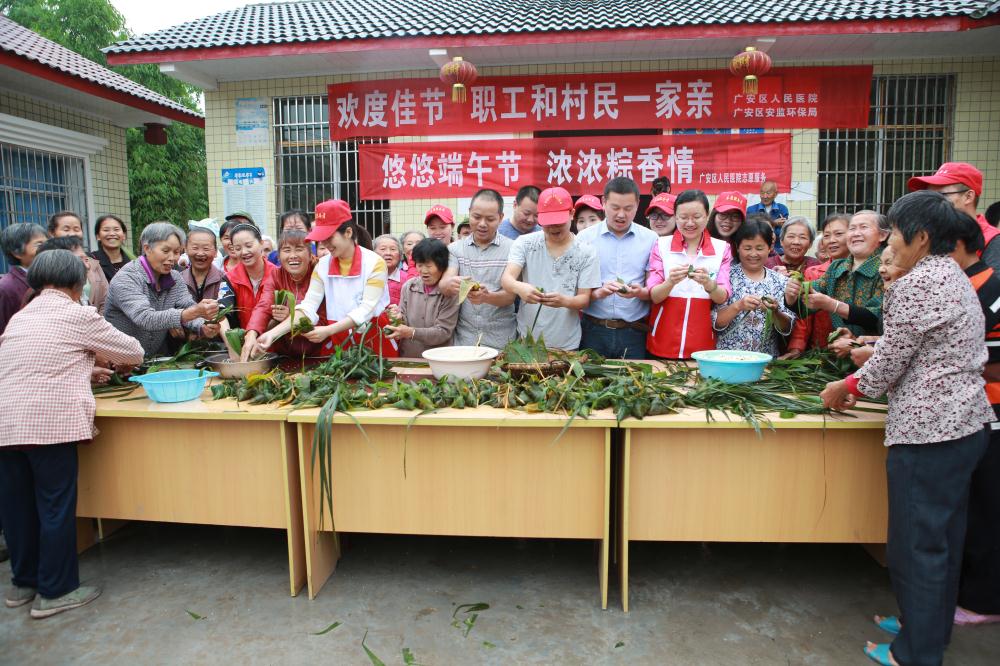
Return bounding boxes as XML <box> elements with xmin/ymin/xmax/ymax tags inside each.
<box><xmin>874</xmin><ymin>615</ymin><xmax>901</xmax><ymax>635</ymax></box>
<box><xmin>864</xmin><ymin>642</ymin><xmax>895</xmax><ymax>666</ymax></box>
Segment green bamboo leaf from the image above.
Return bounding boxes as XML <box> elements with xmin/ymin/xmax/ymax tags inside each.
<box><xmin>310</xmin><ymin>621</ymin><xmax>341</xmax><ymax>636</ymax></box>
<box><xmin>482</xmin><ymin>641</ymin><xmax>497</xmax><ymax>649</ymax></box>
<box><xmin>361</xmin><ymin>631</ymin><xmax>386</xmax><ymax>666</ymax></box>
<box><xmin>452</xmin><ymin>602</ymin><xmax>490</xmax><ymax>617</ymax></box>
<box><xmin>185</xmin><ymin>609</ymin><xmax>205</xmax><ymax>620</ymax></box>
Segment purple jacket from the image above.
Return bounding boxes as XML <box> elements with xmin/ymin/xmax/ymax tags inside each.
<box><xmin>0</xmin><ymin>267</ymin><xmax>30</xmax><ymax>336</ymax></box>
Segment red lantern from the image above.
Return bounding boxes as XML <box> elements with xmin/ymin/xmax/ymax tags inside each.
<box><xmin>439</xmin><ymin>56</ymin><xmax>478</xmax><ymax>103</ymax></box>
<box><xmin>729</xmin><ymin>46</ymin><xmax>772</xmax><ymax>95</ymax></box>
<box><xmin>143</xmin><ymin>123</ymin><xmax>168</xmax><ymax>145</ymax></box>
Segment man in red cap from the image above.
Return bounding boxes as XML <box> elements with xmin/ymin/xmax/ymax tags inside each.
<box><xmin>424</xmin><ymin>204</ymin><xmax>454</xmax><ymax>244</ymax></box>
<box><xmin>501</xmin><ymin>186</ymin><xmax>602</xmax><ymax>350</ymax></box>
<box><xmin>908</xmin><ymin>162</ymin><xmax>1000</xmax><ymax>270</ymax></box>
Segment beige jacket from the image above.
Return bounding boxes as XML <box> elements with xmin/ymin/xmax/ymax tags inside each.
<box><xmin>397</xmin><ymin>277</ymin><xmax>459</xmax><ymax>358</ymax></box>
<box><xmin>87</xmin><ymin>258</ymin><xmax>109</xmax><ymax>315</ymax></box>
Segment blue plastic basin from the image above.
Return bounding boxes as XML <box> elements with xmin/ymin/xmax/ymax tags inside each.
<box><xmin>129</xmin><ymin>369</ymin><xmax>219</xmax><ymax>403</ymax></box>
<box><xmin>691</xmin><ymin>350</ymin><xmax>771</xmax><ymax>384</ymax></box>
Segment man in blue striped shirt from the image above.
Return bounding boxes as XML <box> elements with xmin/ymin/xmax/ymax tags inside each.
<box><xmin>577</xmin><ymin>177</ymin><xmax>658</xmax><ymax>359</ymax></box>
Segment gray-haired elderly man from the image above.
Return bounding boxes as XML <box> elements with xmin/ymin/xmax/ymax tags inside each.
<box><xmin>104</xmin><ymin>222</ymin><xmax>220</xmax><ymax>357</ymax></box>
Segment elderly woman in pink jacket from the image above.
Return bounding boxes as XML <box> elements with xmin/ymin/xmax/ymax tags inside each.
<box><xmin>0</xmin><ymin>250</ymin><xmax>143</xmax><ymax>620</ymax></box>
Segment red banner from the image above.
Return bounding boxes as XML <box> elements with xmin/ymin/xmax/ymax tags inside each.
<box><xmin>331</xmin><ymin>66</ymin><xmax>870</xmax><ymax>139</ymax></box>
<box><xmin>358</xmin><ymin>134</ymin><xmax>791</xmax><ymax>200</ymax></box>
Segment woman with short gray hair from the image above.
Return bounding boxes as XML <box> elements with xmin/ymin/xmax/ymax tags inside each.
<box><xmin>0</xmin><ymin>222</ymin><xmax>48</xmax><ymax>335</ymax></box>
<box><xmin>766</xmin><ymin>216</ymin><xmax>820</xmax><ymax>275</ymax></box>
<box><xmin>374</xmin><ymin>234</ymin><xmax>405</xmax><ymax>304</ymax></box>
<box><xmin>0</xmin><ymin>249</ymin><xmax>143</xmax><ymax>618</ymax></box>
<box><xmin>104</xmin><ymin>222</ymin><xmax>221</xmax><ymax>356</ymax></box>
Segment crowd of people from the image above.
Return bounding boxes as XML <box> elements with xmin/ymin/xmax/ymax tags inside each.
<box><xmin>0</xmin><ymin>162</ymin><xmax>996</xmax><ymax>666</ymax></box>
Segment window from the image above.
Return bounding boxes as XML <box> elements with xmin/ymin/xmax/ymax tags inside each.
<box><xmin>818</xmin><ymin>75</ymin><xmax>955</xmax><ymax>219</ymax></box>
<box><xmin>273</xmin><ymin>96</ymin><xmax>390</xmax><ymax>238</ymax></box>
<box><xmin>0</xmin><ymin>142</ymin><xmax>89</xmax><ymax>271</ymax></box>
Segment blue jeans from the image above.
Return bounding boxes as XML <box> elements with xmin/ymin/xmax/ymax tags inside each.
<box><xmin>0</xmin><ymin>443</ymin><xmax>80</xmax><ymax>598</ymax></box>
<box><xmin>580</xmin><ymin>317</ymin><xmax>647</xmax><ymax>359</ymax></box>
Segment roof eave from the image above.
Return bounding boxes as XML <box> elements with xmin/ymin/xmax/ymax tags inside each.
<box><xmin>104</xmin><ymin>14</ymin><xmax>1000</xmax><ymax>66</ymax></box>
<box><xmin>0</xmin><ymin>51</ymin><xmax>204</xmax><ymax>128</ymax></box>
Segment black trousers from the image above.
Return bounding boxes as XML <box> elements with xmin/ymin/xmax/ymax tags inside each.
<box><xmin>0</xmin><ymin>443</ymin><xmax>80</xmax><ymax>599</ymax></box>
<box><xmin>957</xmin><ymin>428</ymin><xmax>1000</xmax><ymax>614</ymax></box>
<box><xmin>887</xmin><ymin>428</ymin><xmax>988</xmax><ymax>666</ymax></box>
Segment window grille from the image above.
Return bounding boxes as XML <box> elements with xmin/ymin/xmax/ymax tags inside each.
<box><xmin>273</xmin><ymin>96</ymin><xmax>390</xmax><ymax>238</ymax></box>
<box><xmin>0</xmin><ymin>143</ymin><xmax>88</xmax><ymax>272</ymax></box>
<box><xmin>817</xmin><ymin>75</ymin><xmax>955</xmax><ymax>219</ymax></box>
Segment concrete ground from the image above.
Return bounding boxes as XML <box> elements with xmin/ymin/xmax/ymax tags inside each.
<box><xmin>1</xmin><ymin>523</ymin><xmax>998</xmax><ymax>664</ymax></box>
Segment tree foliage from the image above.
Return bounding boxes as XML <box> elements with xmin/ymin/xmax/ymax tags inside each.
<box><xmin>2</xmin><ymin>0</ymin><xmax>208</xmax><ymax>245</ymax></box>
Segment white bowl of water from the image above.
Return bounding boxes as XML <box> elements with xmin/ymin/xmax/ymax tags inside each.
<box><xmin>422</xmin><ymin>346</ymin><xmax>499</xmax><ymax>381</ymax></box>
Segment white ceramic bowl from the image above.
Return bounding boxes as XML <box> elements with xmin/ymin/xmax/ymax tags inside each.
<box><xmin>421</xmin><ymin>346</ymin><xmax>499</xmax><ymax>381</ymax></box>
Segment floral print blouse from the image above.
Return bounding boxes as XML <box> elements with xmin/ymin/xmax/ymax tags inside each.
<box><xmin>809</xmin><ymin>250</ymin><xmax>884</xmax><ymax>336</ymax></box>
<box><xmin>712</xmin><ymin>264</ymin><xmax>796</xmax><ymax>357</ymax></box>
<box><xmin>855</xmin><ymin>255</ymin><xmax>992</xmax><ymax>446</ymax></box>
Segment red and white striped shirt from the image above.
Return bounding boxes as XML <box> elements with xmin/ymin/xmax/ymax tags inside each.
<box><xmin>0</xmin><ymin>289</ymin><xmax>144</xmax><ymax>447</ymax></box>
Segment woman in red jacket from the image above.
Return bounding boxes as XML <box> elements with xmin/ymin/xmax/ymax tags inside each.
<box><xmin>220</xmin><ymin>224</ymin><xmax>277</xmax><ymax>357</ymax></box>
<box><xmin>243</xmin><ymin>230</ymin><xmax>325</xmax><ymax>359</ymax></box>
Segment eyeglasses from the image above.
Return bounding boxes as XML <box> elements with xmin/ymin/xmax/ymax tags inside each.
<box><xmin>648</xmin><ymin>213</ymin><xmax>670</xmax><ymax>222</ymax></box>
<box><xmin>938</xmin><ymin>188</ymin><xmax>970</xmax><ymax>197</ymax></box>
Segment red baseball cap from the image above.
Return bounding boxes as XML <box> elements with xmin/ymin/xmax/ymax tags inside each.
<box><xmin>306</xmin><ymin>199</ymin><xmax>352</xmax><ymax>242</ymax></box>
<box><xmin>907</xmin><ymin>162</ymin><xmax>983</xmax><ymax>196</ymax></box>
<box><xmin>424</xmin><ymin>204</ymin><xmax>455</xmax><ymax>226</ymax></box>
<box><xmin>714</xmin><ymin>191</ymin><xmax>748</xmax><ymax>216</ymax></box>
<box><xmin>646</xmin><ymin>193</ymin><xmax>676</xmax><ymax>217</ymax></box>
<box><xmin>537</xmin><ymin>187</ymin><xmax>574</xmax><ymax>226</ymax></box>
<box><xmin>573</xmin><ymin>194</ymin><xmax>603</xmax><ymax>214</ymax></box>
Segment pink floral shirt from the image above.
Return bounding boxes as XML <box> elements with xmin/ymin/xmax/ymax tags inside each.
<box><xmin>855</xmin><ymin>255</ymin><xmax>992</xmax><ymax>445</ymax></box>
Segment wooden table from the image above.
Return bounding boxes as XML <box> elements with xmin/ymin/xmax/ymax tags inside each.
<box><xmin>616</xmin><ymin>405</ymin><xmax>888</xmax><ymax>611</ymax></box>
<box><xmin>81</xmin><ymin>390</ymin><xmax>306</xmax><ymax>596</ymax></box>
<box><xmin>289</xmin><ymin>407</ymin><xmax>616</xmax><ymax>605</ymax></box>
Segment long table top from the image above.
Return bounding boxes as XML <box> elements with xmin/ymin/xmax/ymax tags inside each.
<box><xmin>95</xmin><ymin>385</ymin><xmax>885</xmax><ymax>430</ymax></box>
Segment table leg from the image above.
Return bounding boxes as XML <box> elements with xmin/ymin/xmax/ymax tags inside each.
<box><xmin>97</xmin><ymin>518</ymin><xmax>127</xmax><ymax>540</ymax></box>
<box><xmin>281</xmin><ymin>423</ymin><xmax>307</xmax><ymax>596</ymax></box>
<box><xmin>599</xmin><ymin>429</ymin><xmax>610</xmax><ymax>610</ymax></box>
<box><xmin>618</xmin><ymin>430</ymin><xmax>631</xmax><ymax>613</ymax></box>
<box><xmin>297</xmin><ymin>424</ymin><xmax>341</xmax><ymax>599</ymax></box>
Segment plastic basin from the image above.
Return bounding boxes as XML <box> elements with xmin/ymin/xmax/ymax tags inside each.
<box><xmin>129</xmin><ymin>369</ymin><xmax>219</xmax><ymax>403</ymax></box>
<box><xmin>690</xmin><ymin>350</ymin><xmax>771</xmax><ymax>384</ymax></box>
<box><xmin>422</xmin><ymin>346</ymin><xmax>499</xmax><ymax>381</ymax></box>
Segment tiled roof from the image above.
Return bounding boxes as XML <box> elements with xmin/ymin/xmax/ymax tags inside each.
<box><xmin>104</xmin><ymin>0</ymin><xmax>998</xmax><ymax>55</ymax></box>
<box><xmin>0</xmin><ymin>15</ymin><xmax>203</xmax><ymax>122</ymax></box>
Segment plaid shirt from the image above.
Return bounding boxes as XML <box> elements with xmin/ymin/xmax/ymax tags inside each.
<box><xmin>0</xmin><ymin>289</ymin><xmax>144</xmax><ymax>447</ymax></box>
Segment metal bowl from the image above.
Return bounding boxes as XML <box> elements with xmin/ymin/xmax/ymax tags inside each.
<box><xmin>204</xmin><ymin>353</ymin><xmax>278</xmax><ymax>379</ymax></box>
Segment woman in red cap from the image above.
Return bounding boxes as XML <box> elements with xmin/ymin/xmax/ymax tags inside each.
<box><xmin>424</xmin><ymin>204</ymin><xmax>455</xmax><ymax>244</ymax></box>
<box><xmin>252</xmin><ymin>199</ymin><xmax>397</xmax><ymax>358</ymax></box>
<box><xmin>571</xmin><ymin>195</ymin><xmax>604</xmax><ymax>234</ymax></box>
<box><xmin>646</xmin><ymin>193</ymin><xmax>676</xmax><ymax>237</ymax></box>
<box><xmin>646</xmin><ymin>189</ymin><xmax>732</xmax><ymax>359</ymax></box>
<box><xmin>707</xmin><ymin>191</ymin><xmax>748</xmax><ymax>247</ymax></box>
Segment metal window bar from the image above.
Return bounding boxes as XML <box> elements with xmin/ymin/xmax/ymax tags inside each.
<box><xmin>0</xmin><ymin>142</ymin><xmax>88</xmax><ymax>272</ymax></box>
<box><xmin>817</xmin><ymin>75</ymin><xmax>954</xmax><ymax>221</ymax></box>
<box><xmin>272</xmin><ymin>96</ymin><xmax>390</xmax><ymax>239</ymax></box>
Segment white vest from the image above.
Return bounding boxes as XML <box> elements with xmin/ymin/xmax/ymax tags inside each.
<box><xmin>316</xmin><ymin>246</ymin><xmax>389</xmax><ymax>324</ymax></box>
